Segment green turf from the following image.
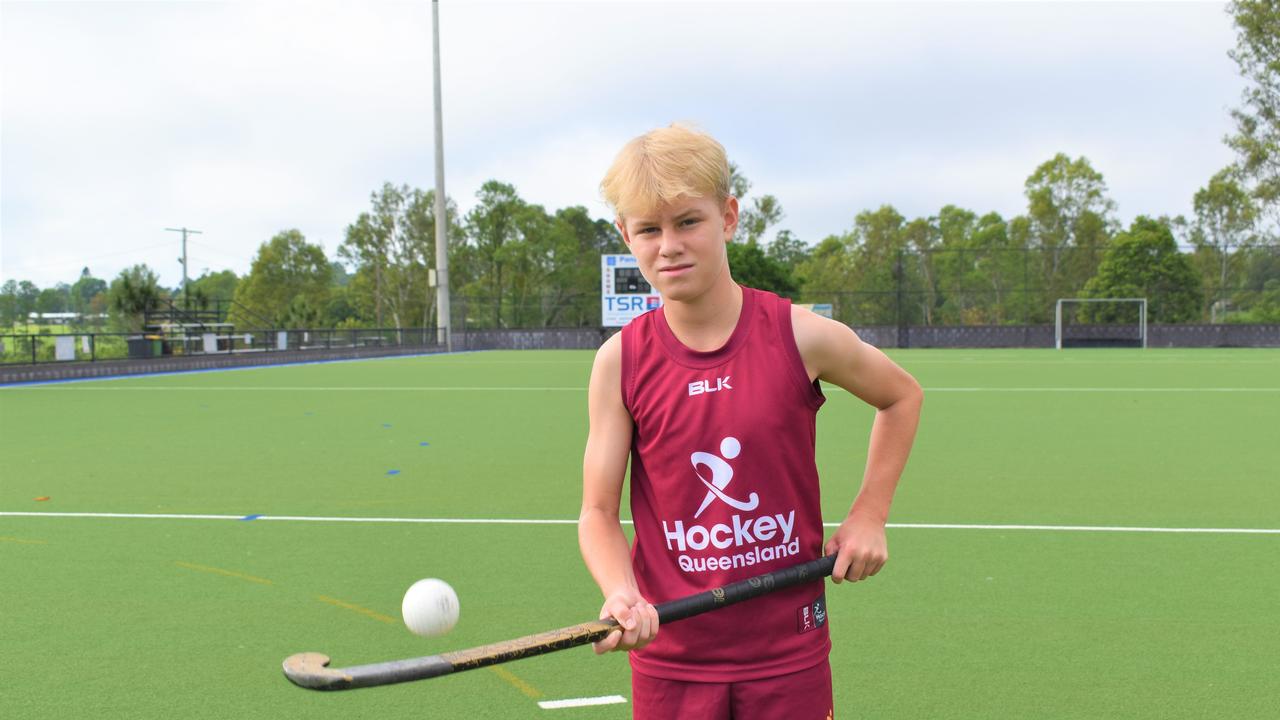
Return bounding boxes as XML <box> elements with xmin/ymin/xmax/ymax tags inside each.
<box><xmin>2</xmin><ymin>348</ymin><xmax>1278</xmax><ymax>718</ymax></box>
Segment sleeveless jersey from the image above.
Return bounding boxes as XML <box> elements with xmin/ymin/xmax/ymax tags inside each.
<box><xmin>620</xmin><ymin>286</ymin><xmax>830</xmax><ymax>682</ymax></box>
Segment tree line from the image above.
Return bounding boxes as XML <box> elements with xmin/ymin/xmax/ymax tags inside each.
<box><xmin>4</xmin><ymin>1</ymin><xmax>1278</xmax><ymax>332</ymax></box>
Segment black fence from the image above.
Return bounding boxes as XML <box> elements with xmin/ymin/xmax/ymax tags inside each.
<box><xmin>790</xmin><ymin>245</ymin><xmax>1280</xmax><ymax>328</ymax></box>
<box><xmin>438</xmin><ymin>245</ymin><xmax>1279</xmax><ymax>331</ymax></box>
<box><xmin>0</xmin><ymin>327</ymin><xmax>446</xmax><ymax>366</ymax></box>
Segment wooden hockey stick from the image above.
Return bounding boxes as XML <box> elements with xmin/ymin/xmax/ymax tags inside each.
<box><xmin>283</xmin><ymin>554</ymin><xmax>836</xmax><ymax>691</ymax></box>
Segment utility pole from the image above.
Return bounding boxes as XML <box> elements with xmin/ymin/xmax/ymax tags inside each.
<box><xmin>431</xmin><ymin>0</ymin><xmax>452</xmax><ymax>351</ymax></box>
<box><xmin>165</xmin><ymin>227</ymin><xmax>203</xmax><ymax>307</ymax></box>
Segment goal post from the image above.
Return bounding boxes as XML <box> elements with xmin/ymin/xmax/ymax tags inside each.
<box><xmin>1055</xmin><ymin>298</ymin><xmax>1147</xmax><ymax>349</ymax></box>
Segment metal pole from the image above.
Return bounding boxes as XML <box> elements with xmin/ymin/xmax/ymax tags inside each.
<box><xmin>1055</xmin><ymin>299</ymin><xmax>1062</xmax><ymax>350</ymax></box>
<box><xmin>895</xmin><ymin>250</ymin><xmax>905</xmax><ymax>349</ymax></box>
<box><xmin>431</xmin><ymin>0</ymin><xmax>452</xmax><ymax>352</ymax></box>
<box><xmin>165</xmin><ymin>227</ymin><xmax>203</xmax><ymax>307</ymax></box>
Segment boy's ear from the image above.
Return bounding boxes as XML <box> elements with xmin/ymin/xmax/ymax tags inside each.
<box><xmin>615</xmin><ymin>219</ymin><xmax>632</xmax><ymax>248</ymax></box>
<box><xmin>722</xmin><ymin>196</ymin><xmax>740</xmax><ymax>242</ymax></box>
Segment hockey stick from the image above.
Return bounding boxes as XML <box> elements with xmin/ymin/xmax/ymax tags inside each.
<box><xmin>283</xmin><ymin>554</ymin><xmax>836</xmax><ymax>691</ymax></box>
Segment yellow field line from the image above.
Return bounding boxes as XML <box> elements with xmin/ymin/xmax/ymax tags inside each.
<box><xmin>315</xmin><ymin>595</ymin><xmax>397</xmax><ymax>624</ymax></box>
<box><xmin>175</xmin><ymin>561</ymin><xmax>273</xmax><ymax>585</ymax></box>
<box><xmin>311</xmin><ymin>595</ymin><xmax>544</xmax><ymax>700</ymax></box>
<box><xmin>0</xmin><ymin>536</ymin><xmax>48</xmax><ymax>545</ymax></box>
<box><xmin>490</xmin><ymin>666</ymin><xmax>543</xmax><ymax>699</ymax></box>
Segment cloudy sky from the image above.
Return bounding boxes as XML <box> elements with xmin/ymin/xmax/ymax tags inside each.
<box><xmin>1</xmin><ymin>0</ymin><xmax>1245</xmax><ymax>290</ymax></box>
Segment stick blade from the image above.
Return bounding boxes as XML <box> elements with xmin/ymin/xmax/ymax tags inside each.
<box><xmin>283</xmin><ymin>653</ymin><xmax>353</xmax><ymax>690</ymax></box>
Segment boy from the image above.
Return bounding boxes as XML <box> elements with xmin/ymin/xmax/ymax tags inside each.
<box><xmin>579</xmin><ymin>124</ymin><xmax>922</xmax><ymax>719</ymax></box>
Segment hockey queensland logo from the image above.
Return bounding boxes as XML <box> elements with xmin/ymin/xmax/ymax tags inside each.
<box><xmin>661</xmin><ymin>436</ymin><xmax>801</xmax><ymax>574</ymax></box>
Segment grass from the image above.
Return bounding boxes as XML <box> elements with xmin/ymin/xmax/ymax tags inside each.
<box><xmin>2</xmin><ymin>348</ymin><xmax>1278</xmax><ymax>718</ymax></box>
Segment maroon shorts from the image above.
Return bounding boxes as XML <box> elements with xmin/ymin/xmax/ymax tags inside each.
<box><xmin>631</xmin><ymin>659</ymin><xmax>833</xmax><ymax>720</ymax></box>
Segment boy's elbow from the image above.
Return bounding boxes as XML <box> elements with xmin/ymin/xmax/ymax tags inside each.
<box><xmin>579</xmin><ymin>504</ymin><xmax>619</xmax><ymax>526</ymax></box>
<box><xmin>892</xmin><ymin>376</ymin><xmax>924</xmax><ymax>411</ymax></box>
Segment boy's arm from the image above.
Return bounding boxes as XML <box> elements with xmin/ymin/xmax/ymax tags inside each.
<box><xmin>579</xmin><ymin>333</ymin><xmax>658</xmax><ymax>653</ymax></box>
<box><xmin>793</xmin><ymin>307</ymin><xmax>924</xmax><ymax>584</ymax></box>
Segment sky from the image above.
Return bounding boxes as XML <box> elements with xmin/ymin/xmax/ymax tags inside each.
<box><xmin>0</xmin><ymin>0</ymin><xmax>1247</xmax><ymax>290</ymax></box>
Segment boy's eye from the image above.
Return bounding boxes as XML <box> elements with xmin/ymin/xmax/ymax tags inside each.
<box><xmin>681</xmin><ymin>218</ymin><xmax>700</xmax><ymax>227</ymax></box>
<box><xmin>637</xmin><ymin>226</ymin><xmax>659</xmax><ymax>235</ymax></box>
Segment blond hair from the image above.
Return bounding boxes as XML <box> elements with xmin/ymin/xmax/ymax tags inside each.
<box><xmin>600</xmin><ymin>123</ymin><xmax>731</xmax><ymax>220</ymax></box>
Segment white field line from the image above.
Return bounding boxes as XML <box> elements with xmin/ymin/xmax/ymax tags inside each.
<box><xmin>538</xmin><ymin>696</ymin><xmax>627</xmax><ymax>710</ymax></box>
<box><xmin>914</xmin><ymin>387</ymin><xmax>1280</xmax><ymax>393</ymax></box>
<box><xmin>2</xmin><ymin>512</ymin><xmax>1278</xmax><ymax>534</ymax></box>
<box><xmin>3</xmin><ymin>385</ymin><xmax>585</xmax><ymax>392</ymax></box>
<box><xmin>8</xmin><ymin>385</ymin><xmax>1280</xmax><ymax>393</ymax></box>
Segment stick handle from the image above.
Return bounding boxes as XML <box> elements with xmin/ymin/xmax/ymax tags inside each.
<box><xmin>283</xmin><ymin>554</ymin><xmax>837</xmax><ymax>691</ymax></box>
<box><xmin>655</xmin><ymin>554</ymin><xmax>836</xmax><ymax>624</ymax></box>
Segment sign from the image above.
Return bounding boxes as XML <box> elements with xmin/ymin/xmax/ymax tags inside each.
<box><xmin>797</xmin><ymin>303</ymin><xmax>833</xmax><ymax>319</ymax></box>
<box><xmin>55</xmin><ymin>335</ymin><xmax>75</xmax><ymax>361</ymax></box>
<box><xmin>601</xmin><ymin>255</ymin><xmax>661</xmax><ymax>327</ymax></box>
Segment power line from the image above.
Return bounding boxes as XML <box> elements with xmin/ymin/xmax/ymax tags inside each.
<box><xmin>2</xmin><ymin>242</ymin><xmax>174</xmax><ymax>274</ymax></box>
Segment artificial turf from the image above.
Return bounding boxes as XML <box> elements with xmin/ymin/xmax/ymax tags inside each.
<box><xmin>2</xmin><ymin>348</ymin><xmax>1277</xmax><ymax>718</ymax></box>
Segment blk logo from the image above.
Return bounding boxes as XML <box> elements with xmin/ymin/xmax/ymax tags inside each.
<box><xmin>691</xmin><ymin>436</ymin><xmax>759</xmax><ymax>518</ymax></box>
<box><xmin>688</xmin><ymin>375</ymin><xmax>732</xmax><ymax>397</ymax></box>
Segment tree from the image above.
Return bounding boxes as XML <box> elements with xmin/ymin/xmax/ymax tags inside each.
<box><xmin>766</xmin><ymin>230</ymin><xmax>810</xmax><ymax>271</ymax></box>
<box><xmin>738</xmin><ymin>195</ymin><xmax>784</xmax><ymax>246</ymax></box>
<box><xmin>463</xmin><ymin>181</ymin><xmax>528</xmax><ymax>327</ymax></box>
<box><xmin>1230</xmin><ymin>244</ymin><xmax>1280</xmax><ymax>321</ymax></box>
<box><xmin>729</xmin><ymin>162</ymin><xmax>786</xmax><ymax>245</ymax></box>
<box><xmin>340</xmin><ymin>212</ymin><xmax>390</xmax><ymax>325</ymax></box>
<box><xmin>36</xmin><ymin>286</ymin><xmax>71</xmax><ymax>315</ymax></box>
<box><xmin>901</xmin><ymin>216</ymin><xmax>941</xmax><ymax>325</ymax></box>
<box><xmin>531</xmin><ymin>206</ymin><xmax>624</xmax><ymax>327</ymax></box>
<box><xmin>341</xmin><ymin>183</ymin><xmax>462</xmax><ymax>329</ymax></box>
<box><xmin>108</xmin><ymin>264</ymin><xmax>163</xmax><ymax>331</ymax></box>
<box><xmin>1024</xmin><ymin>154</ymin><xmax>1117</xmax><ymax>309</ymax></box>
<box><xmin>795</xmin><ymin>234</ymin><xmax>856</xmax><ymax>319</ymax></box>
<box><xmin>930</xmin><ymin>208</ymin><xmax>1025</xmax><ymax>324</ymax></box>
<box><xmin>14</xmin><ymin>280</ymin><xmax>40</xmax><ymax>324</ymax></box>
<box><xmin>0</xmin><ymin>280</ymin><xmax>19</xmax><ymax>327</ymax></box>
<box><xmin>850</xmin><ymin>206</ymin><xmax>914</xmax><ymax>325</ymax></box>
<box><xmin>70</xmin><ymin>268</ymin><xmax>108</xmax><ymax>316</ymax></box>
<box><xmin>187</xmin><ymin>270</ymin><xmax>239</xmax><ymax>304</ymax></box>
<box><xmin>282</xmin><ymin>295</ymin><xmax>324</xmax><ymax>329</ymax></box>
<box><xmin>794</xmin><ymin>205</ymin><xmax>912</xmax><ymax>325</ymax></box>
<box><xmin>324</xmin><ymin>285</ymin><xmax>361</xmax><ymax>327</ymax></box>
<box><xmin>1081</xmin><ymin>217</ymin><xmax>1203</xmax><ymax>323</ymax></box>
<box><xmin>1191</xmin><ymin>168</ymin><xmax>1260</xmax><ymax>318</ymax></box>
<box><xmin>1225</xmin><ymin>0</ymin><xmax>1280</xmax><ymax>223</ymax></box>
<box><xmin>727</xmin><ymin>241</ymin><xmax>797</xmax><ymax>296</ymax></box>
<box><xmin>231</xmin><ymin>230</ymin><xmax>330</xmax><ymax>328</ymax></box>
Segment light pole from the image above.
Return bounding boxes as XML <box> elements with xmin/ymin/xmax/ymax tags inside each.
<box><xmin>431</xmin><ymin>0</ymin><xmax>451</xmax><ymax>351</ymax></box>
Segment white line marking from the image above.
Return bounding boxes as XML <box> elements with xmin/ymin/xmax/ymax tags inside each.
<box><xmin>894</xmin><ymin>359</ymin><xmax>1280</xmax><ymax>365</ymax></box>
<box><xmin>0</xmin><ymin>512</ymin><xmax>579</xmax><ymax>524</ymax></box>
<box><xmin>884</xmin><ymin>523</ymin><xmax>1280</xmax><ymax>534</ymax></box>
<box><xmin>9</xmin><ymin>385</ymin><xmax>1280</xmax><ymax>393</ymax></box>
<box><xmin>538</xmin><ymin>695</ymin><xmax>627</xmax><ymax>710</ymax></box>
<box><xmin>2</xmin><ymin>512</ymin><xmax>1277</xmax><ymax>534</ymax></box>
<box><xmin>6</xmin><ymin>386</ymin><xmax>585</xmax><ymax>391</ymax></box>
<box><xmin>1</xmin><ymin>512</ymin><xmax>252</xmax><ymax>521</ymax></box>
<box><xmin>916</xmin><ymin>387</ymin><xmax>1280</xmax><ymax>393</ymax></box>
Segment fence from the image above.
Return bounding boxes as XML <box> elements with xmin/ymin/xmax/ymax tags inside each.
<box><xmin>437</xmin><ymin>245</ymin><xmax>1279</xmax><ymax>331</ymax></box>
<box><xmin>0</xmin><ymin>327</ymin><xmax>445</xmax><ymax>366</ymax></box>
<box><xmin>793</xmin><ymin>244</ymin><xmax>1280</xmax><ymax>328</ymax></box>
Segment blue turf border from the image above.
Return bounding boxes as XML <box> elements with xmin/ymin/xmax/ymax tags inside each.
<box><xmin>0</xmin><ymin>348</ymin><xmax>496</xmax><ymax>388</ymax></box>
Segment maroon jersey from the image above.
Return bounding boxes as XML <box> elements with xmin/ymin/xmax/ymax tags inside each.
<box><xmin>620</xmin><ymin>286</ymin><xmax>830</xmax><ymax>682</ymax></box>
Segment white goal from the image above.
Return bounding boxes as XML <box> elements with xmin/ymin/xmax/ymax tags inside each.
<box><xmin>1055</xmin><ymin>298</ymin><xmax>1147</xmax><ymax>349</ymax></box>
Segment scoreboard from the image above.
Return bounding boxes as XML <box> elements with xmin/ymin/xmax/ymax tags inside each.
<box><xmin>601</xmin><ymin>254</ymin><xmax>662</xmax><ymax>327</ymax></box>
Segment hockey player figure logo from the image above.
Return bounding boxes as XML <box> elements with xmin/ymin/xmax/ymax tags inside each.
<box><xmin>691</xmin><ymin>436</ymin><xmax>760</xmax><ymax>519</ymax></box>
